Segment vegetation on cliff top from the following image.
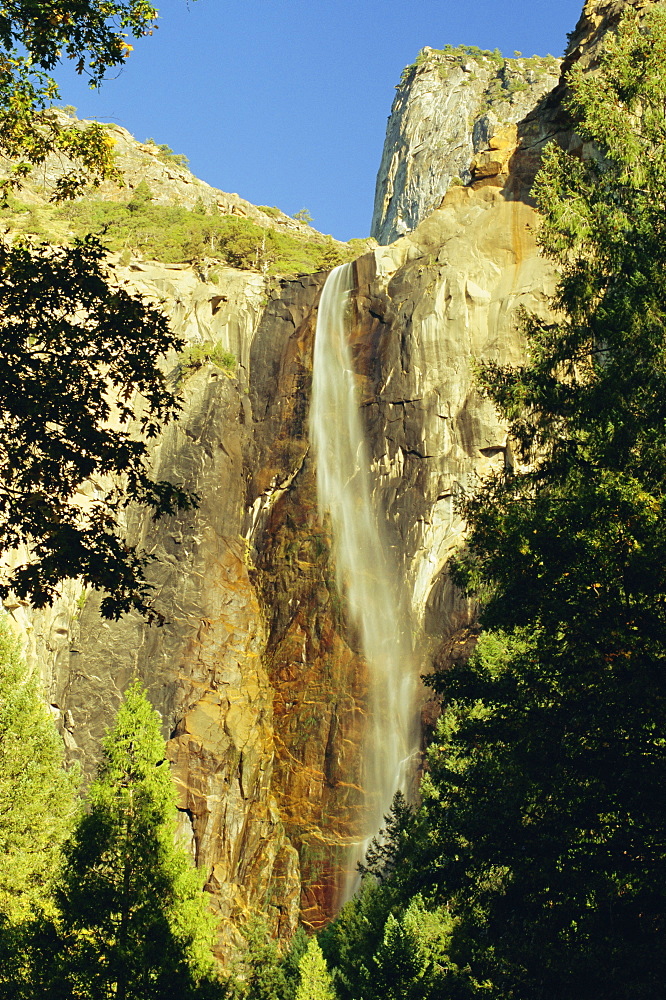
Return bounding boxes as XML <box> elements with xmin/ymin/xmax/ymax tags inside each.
<box><xmin>400</xmin><ymin>42</ymin><xmax>559</xmax><ymax>87</ymax></box>
<box><xmin>0</xmin><ymin>183</ymin><xmax>368</xmax><ymax>276</ymax></box>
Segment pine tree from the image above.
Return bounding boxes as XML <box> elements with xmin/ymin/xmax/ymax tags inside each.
<box><xmin>281</xmin><ymin>926</ymin><xmax>309</xmax><ymax>1000</ymax></box>
<box><xmin>419</xmin><ymin>7</ymin><xmax>666</xmax><ymax>997</ymax></box>
<box><xmin>0</xmin><ymin>614</ymin><xmax>78</xmax><ymax>999</ymax></box>
<box><xmin>371</xmin><ymin>897</ymin><xmax>457</xmax><ymax>1000</ymax></box>
<box><xmin>295</xmin><ymin>938</ymin><xmax>335</xmax><ymax>1000</ymax></box>
<box><xmin>319</xmin><ymin>877</ymin><xmax>387</xmax><ymax>1000</ymax></box>
<box><xmin>0</xmin><ymin>615</ymin><xmax>77</xmax><ymax>924</ymax></box>
<box><xmin>237</xmin><ymin>916</ymin><xmax>290</xmax><ymax>1000</ymax></box>
<box><xmin>358</xmin><ymin>791</ymin><xmax>413</xmax><ymax>883</ymax></box>
<box><xmin>43</xmin><ymin>680</ymin><xmax>221</xmax><ymax>999</ymax></box>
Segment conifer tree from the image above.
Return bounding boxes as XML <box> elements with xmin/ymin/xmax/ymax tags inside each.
<box><xmin>295</xmin><ymin>938</ymin><xmax>335</xmax><ymax>1000</ymax></box>
<box><xmin>371</xmin><ymin>897</ymin><xmax>456</xmax><ymax>1000</ymax></box>
<box><xmin>0</xmin><ymin>615</ymin><xmax>78</xmax><ymax>998</ymax></box>
<box><xmin>237</xmin><ymin>916</ymin><xmax>290</xmax><ymax>1000</ymax></box>
<box><xmin>422</xmin><ymin>6</ymin><xmax>666</xmax><ymax>997</ymax></box>
<box><xmin>358</xmin><ymin>791</ymin><xmax>413</xmax><ymax>883</ymax></box>
<box><xmin>42</xmin><ymin>680</ymin><xmax>221</xmax><ymax>999</ymax></box>
<box><xmin>0</xmin><ymin>615</ymin><xmax>77</xmax><ymax>924</ymax></box>
<box><xmin>281</xmin><ymin>925</ymin><xmax>309</xmax><ymax>1000</ymax></box>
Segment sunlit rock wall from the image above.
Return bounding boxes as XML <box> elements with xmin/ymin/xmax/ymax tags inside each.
<box><xmin>15</xmin><ymin>172</ymin><xmax>558</xmax><ymax>943</ymax></box>
<box><xmin>16</xmin><ymin>125</ymin><xmax>559</xmax><ymax>954</ymax></box>
<box><xmin>371</xmin><ymin>47</ymin><xmax>560</xmax><ymax>245</ymax></box>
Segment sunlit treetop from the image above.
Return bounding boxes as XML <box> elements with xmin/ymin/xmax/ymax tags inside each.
<box><xmin>0</xmin><ymin>1</ymin><xmax>158</xmax><ymax>81</ymax></box>
<box><xmin>0</xmin><ymin>1</ymin><xmax>166</xmax><ymax>198</ymax></box>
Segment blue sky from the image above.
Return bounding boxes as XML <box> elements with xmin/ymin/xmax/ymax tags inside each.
<box><xmin>54</xmin><ymin>0</ymin><xmax>584</xmax><ymax>241</ymax></box>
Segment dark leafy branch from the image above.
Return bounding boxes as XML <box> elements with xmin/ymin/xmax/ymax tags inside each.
<box><xmin>0</xmin><ymin>235</ymin><xmax>195</xmax><ymax>620</ymax></box>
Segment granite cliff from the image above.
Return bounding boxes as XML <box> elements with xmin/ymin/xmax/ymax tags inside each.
<box><xmin>370</xmin><ymin>46</ymin><xmax>560</xmax><ymax>244</ymax></box>
<box><xmin>7</xmin><ymin>0</ymin><xmax>644</xmax><ymax>961</ymax></box>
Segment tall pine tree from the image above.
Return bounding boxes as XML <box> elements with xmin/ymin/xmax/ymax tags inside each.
<box><xmin>295</xmin><ymin>938</ymin><xmax>335</xmax><ymax>1000</ymax></box>
<box><xmin>424</xmin><ymin>6</ymin><xmax>666</xmax><ymax>997</ymax></box>
<box><xmin>41</xmin><ymin>680</ymin><xmax>221</xmax><ymax>999</ymax></box>
<box><xmin>0</xmin><ymin>615</ymin><xmax>77</xmax><ymax>924</ymax></box>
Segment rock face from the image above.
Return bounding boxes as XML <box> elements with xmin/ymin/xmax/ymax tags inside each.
<box><xmin>11</xmin><ymin>0</ymin><xmax>646</xmax><ymax>959</ymax></box>
<box><xmin>19</xmin><ymin>261</ymin><xmax>306</xmax><ymax>958</ymax></box>
<box><xmin>371</xmin><ymin>47</ymin><xmax>560</xmax><ymax>244</ymax></box>
<box><xmin>17</xmin><ymin>179</ymin><xmax>557</xmax><ymax>950</ymax></box>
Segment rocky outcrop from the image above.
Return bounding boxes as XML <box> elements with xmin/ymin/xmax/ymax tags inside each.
<box><xmin>371</xmin><ymin>47</ymin><xmax>560</xmax><ymax>244</ymax></box>
<box><xmin>9</xmin><ymin>111</ymin><xmax>334</xmax><ymax>242</ymax></box>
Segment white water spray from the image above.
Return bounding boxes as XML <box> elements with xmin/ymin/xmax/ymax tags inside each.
<box><xmin>309</xmin><ymin>263</ymin><xmax>419</xmax><ymax>899</ymax></box>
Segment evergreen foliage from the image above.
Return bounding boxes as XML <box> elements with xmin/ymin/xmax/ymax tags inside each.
<box><xmin>294</xmin><ymin>938</ymin><xmax>335</xmax><ymax>1000</ymax></box>
<box><xmin>0</xmin><ymin>616</ymin><xmax>77</xmax><ymax>925</ymax></box>
<box><xmin>145</xmin><ymin>138</ymin><xmax>190</xmax><ymax>169</ymax></box>
<box><xmin>370</xmin><ymin>896</ymin><xmax>458</xmax><ymax>1000</ymax></box>
<box><xmin>322</xmin><ymin>876</ymin><xmax>460</xmax><ymax>1000</ymax></box>
<box><xmin>321</xmin><ymin>876</ymin><xmax>390</xmax><ymax>1000</ymax></box>
<box><xmin>234</xmin><ymin>916</ymin><xmax>291</xmax><ymax>1000</ymax></box>
<box><xmin>40</xmin><ymin>681</ymin><xmax>221</xmax><ymax>999</ymax></box>
<box><xmin>358</xmin><ymin>791</ymin><xmax>413</xmax><ymax>883</ymax></box>
<box><xmin>442</xmin><ymin>7</ymin><xmax>666</xmax><ymax>996</ymax></box>
<box><xmin>280</xmin><ymin>926</ymin><xmax>309</xmax><ymax>999</ymax></box>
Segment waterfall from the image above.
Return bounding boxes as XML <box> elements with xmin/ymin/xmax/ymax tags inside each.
<box><xmin>309</xmin><ymin>263</ymin><xmax>419</xmax><ymax>900</ymax></box>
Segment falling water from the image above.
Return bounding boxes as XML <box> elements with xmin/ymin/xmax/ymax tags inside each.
<box><xmin>309</xmin><ymin>263</ymin><xmax>419</xmax><ymax>900</ymax></box>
